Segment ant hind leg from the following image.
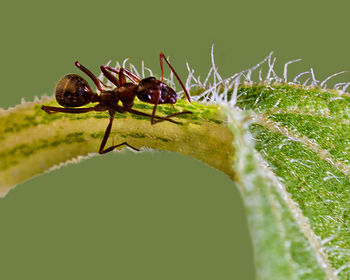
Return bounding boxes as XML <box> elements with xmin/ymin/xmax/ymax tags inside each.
<box><xmin>41</xmin><ymin>106</ymin><xmax>95</xmax><ymax>114</ymax></box>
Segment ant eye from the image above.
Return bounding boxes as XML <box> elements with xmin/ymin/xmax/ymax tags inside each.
<box><xmin>142</xmin><ymin>93</ymin><xmax>151</xmax><ymax>101</ymax></box>
<box><xmin>136</xmin><ymin>90</ymin><xmax>152</xmax><ymax>103</ymax></box>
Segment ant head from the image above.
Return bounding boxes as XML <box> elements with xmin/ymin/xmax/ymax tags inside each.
<box><xmin>136</xmin><ymin>77</ymin><xmax>177</xmax><ymax>104</ymax></box>
<box><xmin>55</xmin><ymin>74</ymin><xmax>93</xmax><ymax>107</ymax></box>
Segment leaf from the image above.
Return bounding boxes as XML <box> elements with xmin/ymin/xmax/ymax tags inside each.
<box><xmin>0</xmin><ymin>99</ymin><xmax>233</xmax><ymax>196</ymax></box>
<box><xmin>1</xmin><ymin>51</ymin><xmax>349</xmax><ymax>279</ymax></box>
<box><xmin>230</xmin><ymin>85</ymin><xmax>349</xmax><ymax>279</ymax></box>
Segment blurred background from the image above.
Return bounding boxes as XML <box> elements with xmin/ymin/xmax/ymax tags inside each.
<box><xmin>1</xmin><ymin>0</ymin><xmax>349</xmax><ymax>279</ymax></box>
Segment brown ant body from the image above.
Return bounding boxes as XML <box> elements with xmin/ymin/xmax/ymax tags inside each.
<box><xmin>41</xmin><ymin>53</ymin><xmax>192</xmax><ymax>154</ymax></box>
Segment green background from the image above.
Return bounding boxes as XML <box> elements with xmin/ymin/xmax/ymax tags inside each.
<box><xmin>1</xmin><ymin>1</ymin><xmax>349</xmax><ymax>279</ymax></box>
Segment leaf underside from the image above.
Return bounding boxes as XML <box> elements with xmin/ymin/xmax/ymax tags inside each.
<box><xmin>232</xmin><ymin>85</ymin><xmax>349</xmax><ymax>279</ymax></box>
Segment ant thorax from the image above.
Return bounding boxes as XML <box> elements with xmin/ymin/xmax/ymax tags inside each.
<box><xmin>114</xmin><ymin>83</ymin><xmax>138</xmax><ymax>109</ymax></box>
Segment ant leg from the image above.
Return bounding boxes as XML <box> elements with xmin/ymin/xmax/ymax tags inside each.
<box><xmin>124</xmin><ymin>107</ymin><xmax>179</xmax><ymax>124</ymax></box>
<box><xmin>118</xmin><ymin>68</ymin><xmax>127</xmax><ymax>84</ymax></box>
<box><xmin>99</xmin><ymin>110</ymin><xmax>139</xmax><ymax>154</ymax></box>
<box><xmin>114</xmin><ymin>101</ymin><xmax>192</xmax><ymax>125</ymax></box>
<box><xmin>159</xmin><ymin>52</ymin><xmax>191</xmax><ymax>102</ymax></box>
<box><xmin>75</xmin><ymin>61</ymin><xmax>104</xmax><ymax>92</ymax></box>
<box><xmin>150</xmin><ymin>91</ymin><xmax>160</xmax><ymax>125</ymax></box>
<box><xmin>41</xmin><ymin>106</ymin><xmax>95</xmax><ymax>114</ymax></box>
<box><xmin>147</xmin><ymin>90</ymin><xmax>192</xmax><ymax>125</ymax></box>
<box><xmin>100</xmin><ymin>66</ymin><xmax>141</xmax><ymax>87</ymax></box>
<box><xmin>152</xmin><ymin>110</ymin><xmax>193</xmax><ymax>124</ymax></box>
<box><xmin>102</xmin><ymin>66</ymin><xmax>141</xmax><ymax>84</ymax></box>
<box><xmin>121</xmin><ymin>68</ymin><xmax>140</xmax><ymax>83</ymax></box>
<box><xmin>100</xmin><ymin>66</ymin><xmax>120</xmax><ymax>87</ymax></box>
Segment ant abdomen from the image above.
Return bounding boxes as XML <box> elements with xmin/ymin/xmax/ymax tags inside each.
<box><xmin>55</xmin><ymin>74</ymin><xmax>93</xmax><ymax>107</ymax></box>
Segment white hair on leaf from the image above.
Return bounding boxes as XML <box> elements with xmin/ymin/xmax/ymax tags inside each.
<box><xmin>102</xmin><ymin>46</ymin><xmax>350</xmax><ymax>108</ymax></box>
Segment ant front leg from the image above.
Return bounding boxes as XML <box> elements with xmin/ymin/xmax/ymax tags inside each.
<box><xmin>122</xmin><ymin>107</ymin><xmax>179</xmax><ymax>124</ymax></box>
<box><xmin>153</xmin><ymin>110</ymin><xmax>193</xmax><ymax>124</ymax></box>
<box><xmin>120</xmin><ymin>99</ymin><xmax>192</xmax><ymax>125</ymax></box>
<box><xmin>149</xmin><ymin>90</ymin><xmax>193</xmax><ymax>125</ymax></box>
<box><xmin>159</xmin><ymin>52</ymin><xmax>191</xmax><ymax>102</ymax></box>
<box><xmin>99</xmin><ymin>110</ymin><xmax>139</xmax><ymax>154</ymax></box>
<box><xmin>150</xmin><ymin>90</ymin><xmax>160</xmax><ymax>125</ymax></box>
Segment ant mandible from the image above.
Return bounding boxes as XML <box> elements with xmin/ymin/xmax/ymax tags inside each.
<box><xmin>41</xmin><ymin>53</ymin><xmax>192</xmax><ymax>154</ymax></box>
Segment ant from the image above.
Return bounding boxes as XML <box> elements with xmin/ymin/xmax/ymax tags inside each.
<box><xmin>41</xmin><ymin>53</ymin><xmax>192</xmax><ymax>154</ymax></box>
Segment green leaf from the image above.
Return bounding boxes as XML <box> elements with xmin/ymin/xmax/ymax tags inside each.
<box><xmin>1</xmin><ymin>52</ymin><xmax>349</xmax><ymax>279</ymax></box>
<box><xmin>231</xmin><ymin>84</ymin><xmax>349</xmax><ymax>279</ymax></box>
